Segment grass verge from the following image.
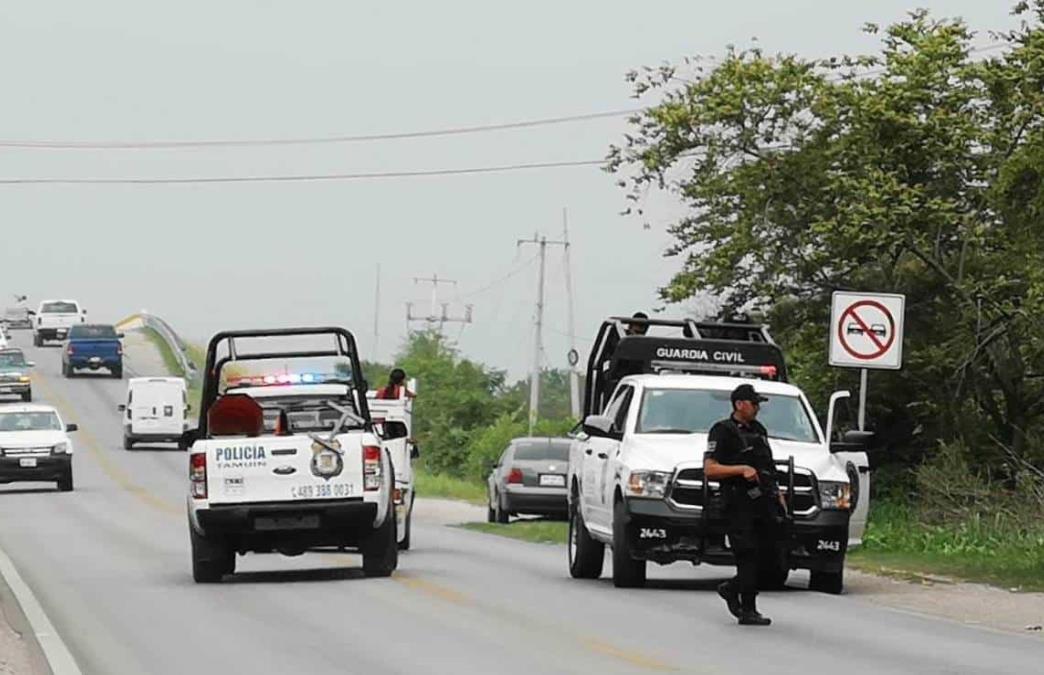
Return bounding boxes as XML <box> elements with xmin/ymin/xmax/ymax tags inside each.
<box><xmin>851</xmin><ymin>499</ymin><xmax>1044</xmax><ymax>592</ymax></box>
<box><xmin>414</xmin><ymin>469</ymin><xmax>487</xmax><ymax>505</ymax></box>
<box><xmin>459</xmin><ymin>521</ymin><xmax>568</xmax><ymax>545</ymax></box>
<box><xmin>139</xmin><ymin>327</ymin><xmax>203</xmax><ymax>421</ymax></box>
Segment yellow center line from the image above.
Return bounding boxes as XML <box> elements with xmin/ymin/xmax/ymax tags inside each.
<box><xmin>33</xmin><ymin>370</ymin><xmax>182</xmax><ymax>518</ymax></box>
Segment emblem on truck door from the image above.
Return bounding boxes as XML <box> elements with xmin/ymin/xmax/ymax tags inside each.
<box><xmin>310</xmin><ymin>438</ymin><xmax>344</xmax><ymax>481</ymax></box>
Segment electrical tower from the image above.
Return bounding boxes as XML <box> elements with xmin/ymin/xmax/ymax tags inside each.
<box><xmin>406</xmin><ymin>273</ymin><xmax>473</xmax><ymax>333</ymax></box>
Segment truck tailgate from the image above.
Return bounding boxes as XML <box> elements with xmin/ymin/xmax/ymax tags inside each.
<box><xmin>202</xmin><ymin>434</ymin><xmax>366</xmax><ymax>505</ymax></box>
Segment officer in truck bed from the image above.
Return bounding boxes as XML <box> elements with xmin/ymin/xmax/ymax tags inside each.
<box><xmin>704</xmin><ymin>383</ymin><xmax>787</xmax><ymax>626</ymax></box>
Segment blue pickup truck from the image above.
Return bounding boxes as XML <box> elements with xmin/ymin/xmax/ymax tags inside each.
<box><xmin>63</xmin><ymin>324</ymin><xmax>124</xmax><ymax>378</ymax></box>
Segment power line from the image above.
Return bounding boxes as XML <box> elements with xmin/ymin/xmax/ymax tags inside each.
<box><xmin>0</xmin><ymin>109</ymin><xmax>640</xmax><ymax>150</ymax></box>
<box><xmin>0</xmin><ymin>159</ymin><xmax>605</xmax><ymax>185</ymax></box>
<box><xmin>452</xmin><ymin>252</ymin><xmax>540</xmax><ymax>301</ymax></box>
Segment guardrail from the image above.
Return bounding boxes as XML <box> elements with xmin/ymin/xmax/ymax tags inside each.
<box><xmin>116</xmin><ymin>312</ymin><xmax>197</xmax><ymax>378</ymax></box>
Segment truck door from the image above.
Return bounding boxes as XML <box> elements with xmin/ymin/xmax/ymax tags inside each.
<box><xmin>587</xmin><ymin>385</ymin><xmax>633</xmax><ymax>533</ymax></box>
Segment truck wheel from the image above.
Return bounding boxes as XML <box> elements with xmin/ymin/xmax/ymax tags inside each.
<box><xmin>57</xmin><ymin>470</ymin><xmax>74</xmax><ymax>492</ymax></box>
<box><xmin>190</xmin><ymin>527</ymin><xmax>232</xmax><ymax>583</ymax></box>
<box><xmin>123</xmin><ymin>435</ymin><xmax>134</xmax><ymax>450</ymax></box>
<box><xmin>20</xmin><ymin>390</ymin><xmax>31</xmax><ymax>402</ymax></box>
<box><xmin>362</xmin><ymin>498</ymin><xmax>399</xmax><ymax>577</ymax></box>
<box><xmin>112</xmin><ymin>366</ymin><xmax>123</xmax><ymax>379</ymax></box>
<box><xmin>32</xmin><ymin>334</ymin><xmax>41</xmax><ymax>347</ymax></box>
<box><xmin>809</xmin><ymin>568</ymin><xmax>844</xmax><ymax>594</ymax></box>
<box><xmin>398</xmin><ymin>496</ymin><xmax>413</xmax><ymax>551</ymax></box>
<box><xmin>568</xmin><ymin>502</ymin><xmax>604</xmax><ymax>579</ymax></box>
<box><xmin>62</xmin><ymin>363</ymin><xmax>72</xmax><ymax>378</ymax></box>
<box><xmin>611</xmin><ymin>499</ymin><xmax>646</xmax><ymax>588</ymax></box>
<box><xmin>757</xmin><ymin>545</ymin><xmax>790</xmax><ymax>590</ymax></box>
<box><xmin>494</xmin><ymin>492</ymin><xmax>510</xmax><ymax>524</ymax></box>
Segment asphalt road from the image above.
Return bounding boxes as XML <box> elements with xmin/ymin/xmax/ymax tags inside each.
<box><xmin>0</xmin><ymin>331</ymin><xmax>1040</xmax><ymax>674</ymax></box>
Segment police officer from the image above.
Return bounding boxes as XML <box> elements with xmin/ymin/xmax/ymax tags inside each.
<box><xmin>704</xmin><ymin>383</ymin><xmax>786</xmax><ymax>626</ymax></box>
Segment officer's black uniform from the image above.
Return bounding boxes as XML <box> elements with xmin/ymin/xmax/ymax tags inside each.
<box><xmin>707</xmin><ymin>386</ymin><xmax>785</xmax><ymax>624</ymax></box>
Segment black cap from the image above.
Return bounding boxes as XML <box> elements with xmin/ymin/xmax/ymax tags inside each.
<box><xmin>731</xmin><ymin>383</ymin><xmax>769</xmax><ymax>404</ymax></box>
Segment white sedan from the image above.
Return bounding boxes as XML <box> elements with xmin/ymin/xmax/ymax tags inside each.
<box><xmin>0</xmin><ymin>404</ymin><xmax>77</xmax><ymax>491</ymax></box>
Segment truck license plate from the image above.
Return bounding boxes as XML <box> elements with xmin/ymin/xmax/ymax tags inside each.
<box><xmin>539</xmin><ymin>474</ymin><xmax>565</xmax><ymax>487</ymax></box>
<box><xmin>291</xmin><ymin>483</ymin><xmax>354</xmax><ymax>500</ymax></box>
<box><xmin>19</xmin><ymin>458</ymin><xmax>37</xmax><ymax>468</ymax></box>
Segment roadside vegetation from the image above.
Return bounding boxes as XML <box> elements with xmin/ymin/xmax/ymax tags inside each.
<box><xmin>459</xmin><ymin>521</ymin><xmax>568</xmax><ymax>545</ymax></box>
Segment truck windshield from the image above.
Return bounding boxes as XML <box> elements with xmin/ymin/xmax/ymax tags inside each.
<box><xmin>41</xmin><ymin>302</ymin><xmax>78</xmax><ymax>313</ymax></box>
<box><xmin>0</xmin><ymin>411</ymin><xmax>62</xmax><ymax>432</ymax></box>
<box><xmin>635</xmin><ymin>388</ymin><xmax>820</xmax><ymax>443</ymax></box>
<box><xmin>69</xmin><ymin>325</ymin><xmax>117</xmax><ymax>339</ymax></box>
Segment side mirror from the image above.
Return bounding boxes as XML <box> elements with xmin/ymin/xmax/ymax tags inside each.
<box><xmin>186</xmin><ymin>403</ymin><xmax>192</xmax><ymax>412</ymax></box>
<box><xmin>410</xmin><ymin>446</ymin><xmax>420</xmax><ymax>460</ymax></box>
<box><xmin>117</xmin><ymin>332</ymin><xmax>125</xmax><ymax>338</ymax></box>
<box><xmin>81</xmin><ymin>309</ymin><xmax>87</xmax><ymax>315</ymax></box>
<box><xmin>830</xmin><ymin>430</ymin><xmax>875</xmax><ymax>453</ymax></box>
<box><xmin>582</xmin><ymin>414</ymin><xmax>614</xmax><ymax>438</ymax></box>
<box><xmin>117</xmin><ymin>404</ymin><xmax>126</xmax><ymax>412</ymax></box>
<box><xmin>66</xmin><ymin>424</ymin><xmax>78</xmax><ymax>432</ymax></box>
<box><xmin>26</xmin><ymin>361</ymin><xmax>35</xmax><ymax>368</ymax></box>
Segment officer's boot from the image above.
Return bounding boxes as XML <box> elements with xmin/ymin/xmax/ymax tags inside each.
<box><xmin>717</xmin><ymin>580</ymin><xmax>742</xmax><ymax>618</ymax></box>
<box><xmin>738</xmin><ymin>593</ymin><xmax>771</xmax><ymax>626</ymax></box>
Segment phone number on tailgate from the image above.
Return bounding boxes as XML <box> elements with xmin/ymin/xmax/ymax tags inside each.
<box><xmin>291</xmin><ymin>483</ymin><xmax>354</xmax><ymax>499</ymax></box>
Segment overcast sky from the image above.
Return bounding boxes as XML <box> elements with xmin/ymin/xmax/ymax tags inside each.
<box><xmin>0</xmin><ymin>1</ymin><xmax>1018</xmax><ymax>378</ymax></box>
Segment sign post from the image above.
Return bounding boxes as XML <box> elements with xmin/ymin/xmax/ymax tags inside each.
<box><xmin>829</xmin><ymin>292</ymin><xmax>906</xmax><ymax>430</ymax></box>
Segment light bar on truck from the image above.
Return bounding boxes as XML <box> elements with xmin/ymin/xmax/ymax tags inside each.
<box><xmin>650</xmin><ymin>360</ymin><xmax>779</xmax><ymax>380</ymax></box>
<box><xmin>226</xmin><ymin>372</ymin><xmax>343</xmax><ymax>388</ymax></box>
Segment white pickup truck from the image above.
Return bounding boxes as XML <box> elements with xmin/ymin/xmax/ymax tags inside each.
<box><xmin>367</xmin><ymin>379</ymin><xmax>418</xmax><ymax>550</ymax></box>
<box><xmin>568</xmin><ymin>317</ymin><xmax>873</xmax><ymax>594</ymax></box>
<box><xmin>32</xmin><ymin>299</ymin><xmax>86</xmax><ymax>346</ymax></box>
<box><xmin>184</xmin><ymin>328</ymin><xmax>398</xmax><ymax>583</ymax></box>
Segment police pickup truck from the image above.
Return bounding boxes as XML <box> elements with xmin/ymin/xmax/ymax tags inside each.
<box><xmin>567</xmin><ymin>317</ymin><xmax>872</xmax><ymax>594</ymax></box>
<box><xmin>366</xmin><ymin>379</ymin><xmax>419</xmax><ymax>551</ymax></box>
<box><xmin>183</xmin><ymin>327</ymin><xmax>398</xmax><ymax>583</ymax></box>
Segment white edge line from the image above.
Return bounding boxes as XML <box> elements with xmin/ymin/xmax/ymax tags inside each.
<box><xmin>0</xmin><ymin>543</ymin><xmax>83</xmax><ymax>675</ymax></box>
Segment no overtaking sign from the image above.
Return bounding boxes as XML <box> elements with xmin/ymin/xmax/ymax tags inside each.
<box><xmin>829</xmin><ymin>292</ymin><xmax>905</xmax><ymax>370</ymax></box>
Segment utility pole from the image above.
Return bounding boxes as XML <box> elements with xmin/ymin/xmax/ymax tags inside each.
<box><xmin>518</xmin><ymin>233</ymin><xmax>568</xmax><ymax>435</ymax></box>
<box><xmin>561</xmin><ymin>209</ymin><xmax>581</xmax><ymax>420</ymax></box>
<box><xmin>406</xmin><ymin>273</ymin><xmax>473</xmax><ymax>334</ymax></box>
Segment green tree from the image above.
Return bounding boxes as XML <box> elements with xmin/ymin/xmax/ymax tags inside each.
<box><xmin>609</xmin><ymin>4</ymin><xmax>1044</xmax><ymax>473</ymax></box>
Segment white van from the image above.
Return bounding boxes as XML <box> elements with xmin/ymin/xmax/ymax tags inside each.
<box><xmin>118</xmin><ymin>377</ymin><xmax>190</xmax><ymax>449</ymax></box>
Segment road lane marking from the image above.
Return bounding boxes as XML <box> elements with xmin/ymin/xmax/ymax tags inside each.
<box><xmin>0</xmin><ymin>545</ymin><xmax>83</xmax><ymax>675</ymax></box>
<box><xmin>393</xmin><ymin>572</ymin><xmax>472</xmax><ymax>606</ymax></box>
<box><xmin>33</xmin><ymin>371</ymin><xmax>181</xmax><ymax>517</ymax></box>
<box><xmin>583</xmin><ymin>638</ymin><xmax>680</xmax><ymax>672</ymax></box>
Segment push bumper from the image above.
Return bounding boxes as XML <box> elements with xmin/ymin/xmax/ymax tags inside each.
<box><xmin>624</xmin><ymin>498</ymin><xmax>850</xmax><ymax>571</ymax></box>
<box><xmin>0</xmin><ymin>455</ymin><xmax>70</xmax><ymax>482</ymax></box>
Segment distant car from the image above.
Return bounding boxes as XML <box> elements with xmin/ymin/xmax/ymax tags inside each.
<box><xmin>0</xmin><ymin>404</ymin><xmax>77</xmax><ymax>491</ymax></box>
<box><xmin>0</xmin><ymin>349</ymin><xmax>34</xmax><ymax>402</ymax></box>
<box><xmin>487</xmin><ymin>437</ymin><xmax>570</xmax><ymax>523</ymax></box>
<box><xmin>2</xmin><ymin>307</ymin><xmax>33</xmax><ymax>331</ymax></box>
<box><xmin>32</xmin><ymin>299</ymin><xmax>85</xmax><ymax>346</ymax></box>
<box><xmin>63</xmin><ymin>324</ymin><xmax>123</xmax><ymax>378</ymax></box>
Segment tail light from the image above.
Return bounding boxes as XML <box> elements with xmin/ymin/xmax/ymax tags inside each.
<box><xmin>66</xmin><ymin>345</ymin><xmax>75</xmax><ymax>356</ymax></box>
<box><xmin>190</xmin><ymin>453</ymin><xmax>207</xmax><ymax>499</ymax></box>
<box><xmin>393</xmin><ymin>488</ymin><xmax>403</xmax><ymax>505</ymax></box>
<box><xmin>363</xmin><ymin>445</ymin><xmax>382</xmax><ymax>491</ymax></box>
<box><xmin>507</xmin><ymin>468</ymin><xmax>524</xmax><ymax>484</ymax></box>
<box><xmin>116</xmin><ymin>344</ymin><xmax>123</xmax><ymax>356</ymax></box>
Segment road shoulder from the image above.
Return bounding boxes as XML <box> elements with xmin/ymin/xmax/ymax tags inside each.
<box><xmin>0</xmin><ymin>553</ymin><xmax>51</xmax><ymax>675</ymax></box>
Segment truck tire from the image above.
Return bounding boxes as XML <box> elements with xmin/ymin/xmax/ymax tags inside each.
<box><xmin>112</xmin><ymin>366</ymin><xmax>123</xmax><ymax>379</ymax></box>
<box><xmin>611</xmin><ymin>499</ymin><xmax>646</xmax><ymax>588</ymax></box>
<box><xmin>568</xmin><ymin>501</ymin><xmax>604</xmax><ymax>579</ymax></box>
<box><xmin>20</xmin><ymin>389</ymin><xmax>31</xmax><ymax>402</ymax></box>
<box><xmin>363</xmin><ymin>497</ymin><xmax>398</xmax><ymax>577</ymax></box>
<box><xmin>398</xmin><ymin>495</ymin><xmax>413</xmax><ymax>551</ymax></box>
<box><xmin>123</xmin><ymin>435</ymin><xmax>134</xmax><ymax>450</ymax></box>
<box><xmin>62</xmin><ymin>363</ymin><xmax>72</xmax><ymax>378</ymax></box>
<box><xmin>809</xmin><ymin>568</ymin><xmax>844</xmax><ymax>595</ymax></box>
<box><xmin>191</xmin><ymin>527</ymin><xmax>232</xmax><ymax>583</ymax></box>
<box><xmin>757</xmin><ymin>544</ymin><xmax>790</xmax><ymax>590</ymax></box>
<box><xmin>494</xmin><ymin>492</ymin><xmax>510</xmax><ymax>524</ymax></box>
<box><xmin>57</xmin><ymin>470</ymin><xmax>73</xmax><ymax>492</ymax></box>
<box><xmin>33</xmin><ymin>334</ymin><xmax>41</xmax><ymax>347</ymax></box>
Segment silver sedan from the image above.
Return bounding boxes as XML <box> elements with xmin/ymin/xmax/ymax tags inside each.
<box><xmin>487</xmin><ymin>437</ymin><xmax>570</xmax><ymax>523</ymax></box>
